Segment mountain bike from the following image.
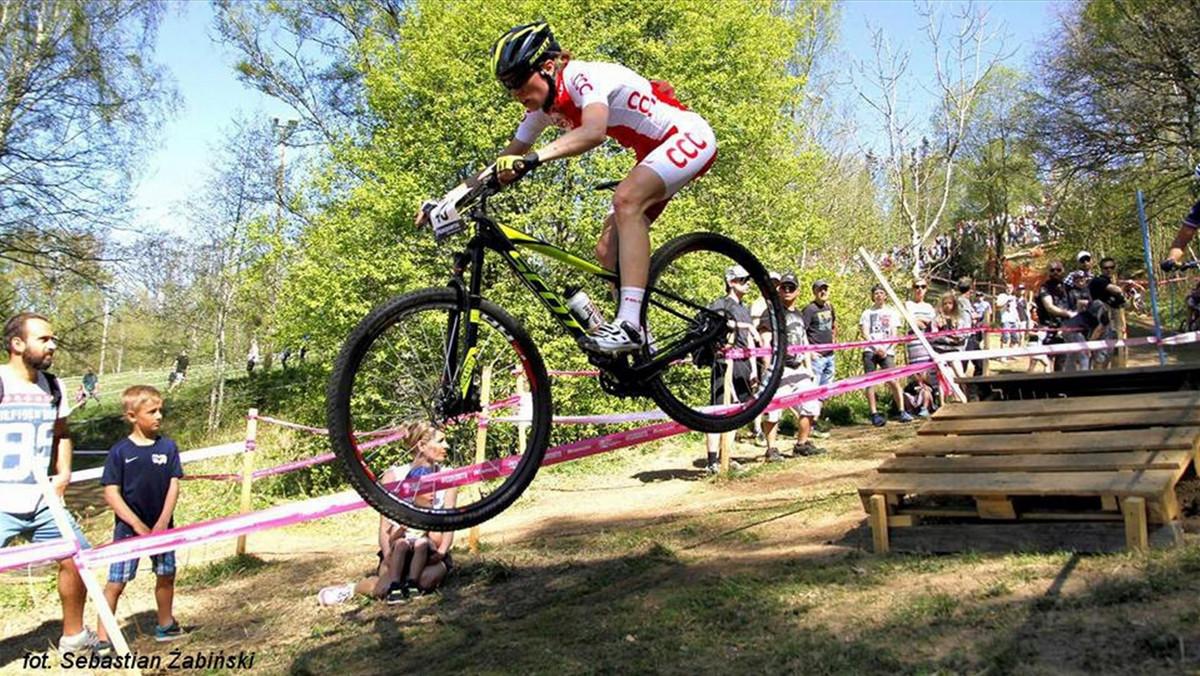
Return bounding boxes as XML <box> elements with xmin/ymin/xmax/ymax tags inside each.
<box><xmin>326</xmin><ymin>170</ymin><xmax>787</xmax><ymax>530</ymax></box>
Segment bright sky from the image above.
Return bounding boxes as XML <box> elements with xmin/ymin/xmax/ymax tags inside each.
<box><xmin>130</xmin><ymin>1</ymin><xmax>1068</xmax><ymax>236</ymax></box>
<box><xmin>129</xmin><ymin>1</ymin><xmax>296</xmax><ymax>235</ymax></box>
<box><xmin>837</xmin><ymin>0</ymin><xmax>1067</xmax><ymax>152</ymax></box>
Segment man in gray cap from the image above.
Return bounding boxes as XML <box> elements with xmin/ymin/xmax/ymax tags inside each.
<box><xmin>758</xmin><ymin>272</ymin><xmax>826</xmax><ymax>460</ymax></box>
<box><xmin>702</xmin><ymin>265</ymin><xmax>759</xmax><ymax>475</ymax></box>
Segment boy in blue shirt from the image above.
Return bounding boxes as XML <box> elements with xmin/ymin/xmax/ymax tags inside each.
<box><xmin>96</xmin><ymin>385</ymin><xmax>184</xmax><ymax>654</ymax></box>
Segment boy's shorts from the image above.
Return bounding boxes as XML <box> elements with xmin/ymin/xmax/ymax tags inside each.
<box><xmin>0</xmin><ymin>505</ymin><xmax>91</xmax><ymax>549</ymax></box>
<box><xmin>108</xmin><ymin>550</ymin><xmax>176</xmax><ymax>583</ymax></box>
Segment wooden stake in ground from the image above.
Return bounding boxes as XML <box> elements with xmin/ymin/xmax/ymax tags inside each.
<box><xmin>469</xmin><ymin>365</ymin><xmax>492</xmax><ymax>554</ymax></box>
<box><xmin>236</xmin><ymin>408</ymin><xmax>257</xmax><ymax>556</ymax></box>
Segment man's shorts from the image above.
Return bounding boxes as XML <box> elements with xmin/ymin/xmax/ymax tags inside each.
<box><xmin>108</xmin><ymin>550</ymin><xmax>176</xmax><ymax>583</ymax></box>
<box><xmin>862</xmin><ymin>351</ymin><xmax>896</xmax><ymax>373</ymax></box>
<box><xmin>0</xmin><ymin>505</ymin><xmax>90</xmax><ymax>549</ymax></box>
<box><xmin>766</xmin><ymin>367</ymin><xmax>821</xmax><ymax>422</ymax></box>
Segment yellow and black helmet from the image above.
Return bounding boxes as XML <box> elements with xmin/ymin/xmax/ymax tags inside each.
<box><xmin>492</xmin><ymin>22</ymin><xmax>561</xmax><ymax>90</ymax></box>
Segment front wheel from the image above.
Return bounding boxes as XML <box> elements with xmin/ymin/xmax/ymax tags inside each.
<box><xmin>327</xmin><ymin>288</ymin><xmax>552</xmax><ymax>530</ymax></box>
<box><xmin>642</xmin><ymin>232</ymin><xmax>787</xmax><ymax>433</ymax></box>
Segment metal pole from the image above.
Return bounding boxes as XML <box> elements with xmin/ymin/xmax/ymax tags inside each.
<box><xmin>1136</xmin><ymin>190</ymin><xmax>1168</xmax><ymax>365</ymax></box>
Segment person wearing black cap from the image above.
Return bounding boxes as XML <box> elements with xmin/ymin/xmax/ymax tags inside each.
<box><xmin>757</xmin><ymin>273</ymin><xmax>826</xmax><ymax>460</ymax></box>
<box><xmin>859</xmin><ymin>284</ymin><xmax>911</xmax><ymax>426</ymax></box>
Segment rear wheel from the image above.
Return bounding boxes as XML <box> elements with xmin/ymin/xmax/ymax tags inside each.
<box><xmin>327</xmin><ymin>288</ymin><xmax>552</xmax><ymax>530</ymax></box>
<box><xmin>641</xmin><ymin>232</ymin><xmax>786</xmax><ymax>433</ymax></box>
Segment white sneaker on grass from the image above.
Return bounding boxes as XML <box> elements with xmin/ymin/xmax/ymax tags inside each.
<box><xmin>58</xmin><ymin>628</ymin><xmax>98</xmax><ymax>655</ymax></box>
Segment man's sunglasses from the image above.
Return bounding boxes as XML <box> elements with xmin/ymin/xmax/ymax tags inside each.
<box><xmin>1049</xmin><ymin>267</ymin><xmax>1064</xmax><ymax>272</ymax></box>
<box><xmin>1101</xmin><ymin>265</ymin><xmax>1116</xmax><ymax>271</ymax></box>
<box><xmin>780</xmin><ymin>284</ymin><xmax>798</xmax><ymax>292</ymax></box>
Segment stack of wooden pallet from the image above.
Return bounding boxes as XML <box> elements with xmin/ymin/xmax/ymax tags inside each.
<box><xmin>858</xmin><ymin>391</ymin><xmax>1200</xmax><ymax>553</ymax></box>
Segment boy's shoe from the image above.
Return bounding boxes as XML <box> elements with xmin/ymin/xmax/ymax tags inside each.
<box><xmin>764</xmin><ymin>448</ymin><xmax>784</xmax><ymax>463</ymax></box>
<box><xmin>317</xmin><ymin>583</ymin><xmax>354</xmax><ymax>606</ymax></box>
<box><xmin>754</xmin><ymin>430</ymin><xmax>767</xmax><ymax>447</ymax></box>
<box><xmin>155</xmin><ymin>620</ymin><xmax>185</xmax><ymax>642</ymax></box>
<box><xmin>793</xmin><ymin>440</ymin><xmax>828</xmax><ymax>457</ymax></box>
<box><xmin>917</xmin><ymin>406</ymin><xmax>930</xmax><ymax>418</ymax></box>
<box><xmin>385</xmin><ymin>581</ymin><xmax>411</xmax><ymax>605</ymax></box>
<box><xmin>899</xmin><ymin>411</ymin><xmax>915</xmax><ymax>423</ymax></box>
<box><xmin>94</xmin><ymin>640</ymin><xmax>113</xmax><ymax>658</ymax></box>
<box><xmin>582</xmin><ymin>320</ymin><xmax>643</xmax><ymax>355</ymax></box>
<box><xmin>870</xmin><ymin>412</ymin><xmax>886</xmax><ymax>427</ymax></box>
<box><xmin>811</xmin><ymin>429</ymin><xmax>831</xmax><ymax>439</ymax></box>
<box><xmin>58</xmin><ymin>628</ymin><xmax>98</xmax><ymax>654</ymax></box>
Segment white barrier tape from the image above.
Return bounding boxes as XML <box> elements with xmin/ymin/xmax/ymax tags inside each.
<box><xmin>69</xmin><ymin>441</ymin><xmax>244</xmax><ymax>483</ymax></box>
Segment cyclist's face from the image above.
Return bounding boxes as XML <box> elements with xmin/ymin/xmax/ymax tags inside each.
<box><xmin>509</xmin><ymin>68</ymin><xmax>552</xmax><ymax>112</ymax></box>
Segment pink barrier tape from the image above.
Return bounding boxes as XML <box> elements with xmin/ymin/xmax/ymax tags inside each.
<box><xmin>722</xmin><ymin>326</ymin><xmax>1074</xmax><ymax>360</ymax></box>
<box><xmin>76</xmin><ymin>490</ymin><xmax>369</xmax><ymax>569</ymax></box>
<box><xmin>23</xmin><ymin>362</ymin><xmax>933</xmax><ymax>572</ymax></box>
<box><xmin>0</xmin><ymin>538</ymin><xmax>79</xmax><ymax>573</ymax></box>
<box><xmin>942</xmin><ymin>329</ymin><xmax>1200</xmax><ymax>363</ymax></box>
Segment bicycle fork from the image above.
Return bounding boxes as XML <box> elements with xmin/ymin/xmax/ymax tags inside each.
<box><xmin>435</xmin><ymin>249</ymin><xmax>486</xmax><ymax>422</ymax></box>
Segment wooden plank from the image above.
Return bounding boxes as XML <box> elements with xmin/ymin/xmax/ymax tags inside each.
<box><xmin>918</xmin><ymin>409</ymin><xmax>1200</xmax><ymax>436</ymax></box>
<box><xmin>897</xmin><ymin>428</ymin><xmax>1200</xmax><ymax>456</ymax></box>
<box><xmin>1122</xmin><ymin>496</ymin><xmax>1149</xmax><ymax>551</ymax></box>
<box><xmin>858</xmin><ymin>469</ymin><xmax>1177</xmax><ymax>499</ymax></box>
<box><xmin>850</xmin><ymin>521</ymin><xmax>1183</xmax><ymax>554</ymax></box>
<box><xmin>976</xmin><ymin>496</ymin><xmax>1016</xmax><ymax>519</ymax></box>
<box><xmin>877</xmin><ymin>451</ymin><xmax>1193</xmax><ymax>474</ymax></box>
<box><xmin>933</xmin><ymin>391</ymin><xmax>1200</xmax><ymax>420</ymax></box>
<box><xmin>868</xmin><ymin>494</ymin><xmax>889</xmax><ymax>554</ymax></box>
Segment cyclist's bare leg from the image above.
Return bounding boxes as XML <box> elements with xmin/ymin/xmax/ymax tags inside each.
<box><xmin>611</xmin><ymin>166</ymin><xmax>666</xmax><ymax>292</ymax></box>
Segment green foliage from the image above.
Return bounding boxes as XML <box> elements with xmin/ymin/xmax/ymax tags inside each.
<box><xmin>268</xmin><ymin>0</ymin><xmax>831</xmax><ymax>419</ymax></box>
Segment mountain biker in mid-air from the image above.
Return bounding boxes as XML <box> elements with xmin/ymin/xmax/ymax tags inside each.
<box><xmin>418</xmin><ymin>21</ymin><xmax>718</xmax><ymax>356</ymax></box>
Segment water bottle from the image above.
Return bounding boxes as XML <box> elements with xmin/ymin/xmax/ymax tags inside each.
<box><xmin>565</xmin><ymin>286</ymin><xmax>604</xmax><ymax>333</ymax></box>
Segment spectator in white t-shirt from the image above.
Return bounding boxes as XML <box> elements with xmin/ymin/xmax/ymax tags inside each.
<box><xmin>859</xmin><ymin>285</ymin><xmax>911</xmax><ymax>426</ymax></box>
<box><xmin>994</xmin><ymin>283</ymin><xmax>1022</xmax><ymax>356</ymax></box>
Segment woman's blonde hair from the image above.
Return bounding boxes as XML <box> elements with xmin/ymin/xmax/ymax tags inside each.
<box><xmin>397</xmin><ymin>421</ymin><xmax>437</xmax><ymax>455</ymax></box>
<box><xmin>936</xmin><ymin>291</ymin><xmax>961</xmax><ymax>326</ymax></box>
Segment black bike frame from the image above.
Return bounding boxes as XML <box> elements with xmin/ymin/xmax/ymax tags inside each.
<box><xmin>444</xmin><ymin>209</ymin><xmax>723</xmax><ymax>400</ymax></box>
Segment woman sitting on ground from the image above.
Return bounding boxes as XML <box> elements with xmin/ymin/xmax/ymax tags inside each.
<box><xmin>317</xmin><ymin>423</ymin><xmax>458</xmax><ymax>606</ymax></box>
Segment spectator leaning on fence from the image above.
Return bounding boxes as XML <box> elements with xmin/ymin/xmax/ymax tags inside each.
<box><xmin>0</xmin><ymin>313</ymin><xmax>95</xmax><ymax>655</ymax></box>
<box><xmin>859</xmin><ymin>284</ymin><xmax>912</xmax><ymax>426</ymax></box>
<box><xmin>96</xmin><ymin>385</ymin><xmax>185</xmax><ymax>654</ymax></box>
<box><xmin>757</xmin><ymin>272</ymin><xmax>826</xmax><ymax>462</ymax></box>
<box><xmin>1037</xmin><ymin>260</ymin><xmax>1074</xmax><ymax>372</ymax></box>
<box><xmin>930</xmin><ymin>292</ymin><xmax>968</xmax><ymax>378</ymax></box>
<box><xmin>1094</xmin><ymin>258</ymin><xmax>1120</xmax><ymax>369</ymax></box>
<box><xmin>1060</xmin><ymin>277</ymin><xmax>1125</xmax><ymax>372</ymax></box>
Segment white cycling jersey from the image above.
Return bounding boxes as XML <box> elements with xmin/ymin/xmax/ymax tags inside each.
<box><xmin>515</xmin><ymin>60</ymin><xmax>716</xmax><ymax>203</ymax></box>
